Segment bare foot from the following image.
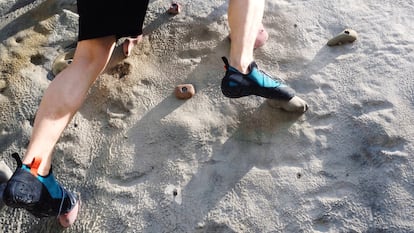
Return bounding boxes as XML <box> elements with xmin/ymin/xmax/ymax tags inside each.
<box><xmin>122</xmin><ymin>35</ymin><xmax>143</xmax><ymax>57</ymax></box>
<box><xmin>254</xmin><ymin>23</ymin><xmax>268</xmax><ymax>49</ymax></box>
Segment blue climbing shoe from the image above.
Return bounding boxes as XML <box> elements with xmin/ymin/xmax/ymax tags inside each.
<box><xmin>221</xmin><ymin>57</ymin><xmax>308</xmax><ymax>113</ymax></box>
<box><xmin>221</xmin><ymin>56</ymin><xmax>295</xmax><ymax>100</ymax></box>
<box><xmin>2</xmin><ymin>153</ymin><xmax>79</xmax><ymax>226</ymax></box>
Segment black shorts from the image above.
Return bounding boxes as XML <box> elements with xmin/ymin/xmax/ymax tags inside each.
<box><xmin>77</xmin><ymin>0</ymin><xmax>150</xmax><ymax>41</ymax></box>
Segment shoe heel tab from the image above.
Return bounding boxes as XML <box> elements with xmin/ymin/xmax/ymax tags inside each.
<box><xmin>221</xmin><ymin>57</ymin><xmax>230</xmax><ymax>68</ymax></box>
<box><xmin>11</xmin><ymin>153</ymin><xmax>22</xmax><ymax>168</ymax></box>
<box><xmin>248</xmin><ymin>61</ymin><xmax>258</xmax><ymax>71</ymax></box>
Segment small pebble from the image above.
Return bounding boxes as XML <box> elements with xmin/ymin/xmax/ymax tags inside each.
<box><xmin>327</xmin><ymin>28</ymin><xmax>358</xmax><ymax>46</ymax></box>
<box><xmin>175</xmin><ymin>84</ymin><xmax>195</xmax><ymax>99</ymax></box>
<box><xmin>167</xmin><ymin>2</ymin><xmax>181</xmax><ymax>15</ymax></box>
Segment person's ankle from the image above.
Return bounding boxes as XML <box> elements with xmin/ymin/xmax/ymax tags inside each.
<box><xmin>36</xmin><ymin>167</ymin><xmax>50</xmax><ymax>177</ymax></box>
<box><xmin>229</xmin><ymin>62</ymin><xmax>250</xmax><ymax>74</ymax></box>
<box><xmin>228</xmin><ymin>57</ymin><xmax>254</xmax><ymax>74</ymax></box>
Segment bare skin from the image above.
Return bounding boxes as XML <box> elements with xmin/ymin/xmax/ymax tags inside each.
<box><xmin>22</xmin><ymin>0</ymin><xmax>266</xmax><ymax>175</ymax></box>
<box><xmin>229</xmin><ymin>22</ymin><xmax>268</xmax><ymax>49</ymax></box>
<box><xmin>22</xmin><ymin>36</ymin><xmax>117</xmax><ymax>176</ymax></box>
<box><xmin>126</xmin><ymin>0</ymin><xmax>266</xmax><ymax>65</ymax></box>
<box><xmin>122</xmin><ymin>35</ymin><xmax>143</xmax><ymax>57</ymax></box>
<box><xmin>228</xmin><ymin>0</ymin><xmax>265</xmax><ymax>74</ymax></box>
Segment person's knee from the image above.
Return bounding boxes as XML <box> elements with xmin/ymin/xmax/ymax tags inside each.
<box><xmin>73</xmin><ymin>36</ymin><xmax>116</xmax><ymax>72</ymax></box>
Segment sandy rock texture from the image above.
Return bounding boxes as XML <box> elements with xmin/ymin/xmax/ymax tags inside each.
<box><xmin>1</xmin><ymin>0</ymin><xmax>414</xmax><ymax>232</ymax></box>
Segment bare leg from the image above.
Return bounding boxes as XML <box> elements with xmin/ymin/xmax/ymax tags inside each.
<box><xmin>228</xmin><ymin>22</ymin><xmax>269</xmax><ymax>49</ymax></box>
<box><xmin>228</xmin><ymin>0</ymin><xmax>265</xmax><ymax>73</ymax></box>
<box><xmin>223</xmin><ymin>0</ymin><xmax>308</xmax><ymax>113</ymax></box>
<box><xmin>22</xmin><ymin>36</ymin><xmax>116</xmax><ymax>176</ymax></box>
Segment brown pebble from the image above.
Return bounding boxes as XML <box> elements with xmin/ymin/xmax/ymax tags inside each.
<box><xmin>167</xmin><ymin>2</ymin><xmax>181</xmax><ymax>15</ymax></box>
<box><xmin>175</xmin><ymin>84</ymin><xmax>195</xmax><ymax>99</ymax></box>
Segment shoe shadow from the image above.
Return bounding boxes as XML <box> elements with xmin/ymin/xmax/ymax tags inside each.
<box><xmin>179</xmin><ymin>102</ymin><xmax>306</xmax><ymax>227</ymax></box>
<box><xmin>276</xmin><ymin>44</ymin><xmax>358</xmax><ymax>97</ymax></box>
<box><xmin>27</xmin><ymin>217</ymin><xmax>65</xmax><ymax>233</ymax></box>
